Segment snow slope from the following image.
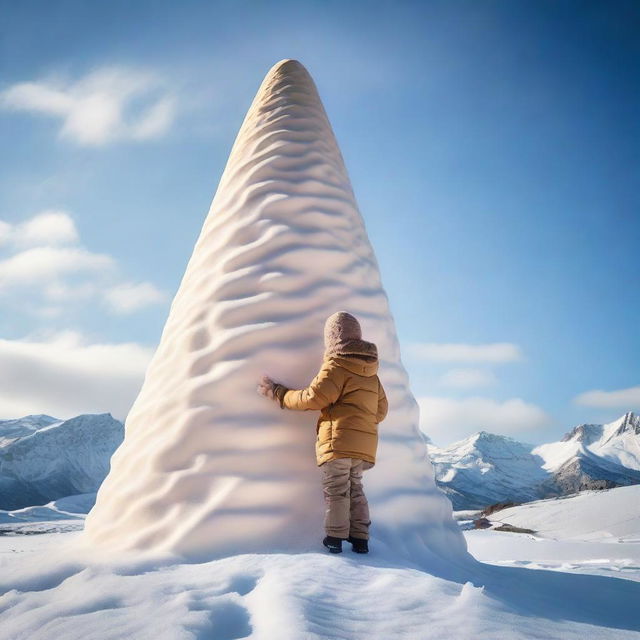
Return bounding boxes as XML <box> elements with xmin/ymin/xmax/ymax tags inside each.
<box><xmin>4</xmin><ymin>420</ymin><xmax>640</xmax><ymax>637</ymax></box>
<box><xmin>2</xmin><ymin>526</ymin><xmax>640</xmax><ymax>639</ymax></box>
<box><xmin>468</xmin><ymin>527</ymin><xmax>640</xmax><ymax>584</ymax></box>
<box><xmin>83</xmin><ymin>59</ymin><xmax>463</xmax><ymax>562</ymax></box>
<box><xmin>468</xmin><ymin>485</ymin><xmax>640</xmax><ymax>588</ymax></box>
<box><xmin>0</xmin><ymin>414</ymin><xmax>123</xmax><ymax>510</ymax></box>
<box><xmin>0</xmin><ymin>493</ymin><xmax>95</xmax><ymax>525</ymax></box>
<box><xmin>486</xmin><ymin>484</ymin><xmax>640</xmax><ymax>542</ymax></box>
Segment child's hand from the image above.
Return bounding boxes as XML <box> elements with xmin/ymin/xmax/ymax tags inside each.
<box><xmin>257</xmin><ymin>374</ymin><xmax>277</xmax><ymax>399</ymax></box>
<box><xmin>257</xmin><ymin>375</ymin><xmax>288</xmax><ymax>408</ymax></box>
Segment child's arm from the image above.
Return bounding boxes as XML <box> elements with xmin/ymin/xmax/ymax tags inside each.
<box><xmin>275</xmin><ymin>362</ymin><xmax>344</xmax><ymax>411</ymax></box>
<box><xmin>376</xmin><ymin>378</ymin><xmax>388</xmax><ymax>423</ymax></box>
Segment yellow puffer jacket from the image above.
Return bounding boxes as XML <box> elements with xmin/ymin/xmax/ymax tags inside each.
<box><xmin>280</xmin><ymin>345</ymin><xmax>388</xmax><ymax>466</ymax></box>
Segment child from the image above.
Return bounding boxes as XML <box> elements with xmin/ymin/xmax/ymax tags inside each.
<box><xmin>257</xmin><ymin>311</ymin><xmax>388</xmax><ymax>554</ymax></box>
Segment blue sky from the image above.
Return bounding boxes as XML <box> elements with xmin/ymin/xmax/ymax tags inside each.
<box><xmin>0</xmin><ymin>0</ymin><xmax>638</xmax><ymax>444</ymax></box>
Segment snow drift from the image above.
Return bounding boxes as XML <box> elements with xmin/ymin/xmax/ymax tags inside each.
<box><xmin>485</xmin><ymin>484</ymin><xmax>640</xmax><ymax>542</ymax></box>
<box><xmin>82</xmin><ymin>59</ymin><xmax>466</xmax><ymax>562</ymax></box>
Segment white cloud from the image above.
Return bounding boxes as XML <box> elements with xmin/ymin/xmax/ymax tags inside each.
<box><xmin>130</xmin><ymin>96</ymin><xmax>176</xmax><ymax>140</ymax></box>
<box><xmin>0</xmin><ymin>246</ymin><xmax>115</xmax><ymax>288</ymax></box>
<box><xmin>0</xmin><ymin>210</ymin><xmax>79</xmax><ymax>248</ymax></box>
<box><xmin>0</xmin><ymin>211</ymin><xmax>167</xmax><ymax>314</ymax></box>
<box><xmin>440</xmin><ymin>368</ymin><xmax>497</xmax><ymax>389</ymax></box>
<box><xmin>574</xmin><ymin>385</ymin><xmax>640</xmax><ymax>409</ymax></box>
<box><xmin>0</xmin><ymin>67</ymin><xmax>177</xmax><ymax>146</ymax></box>
<box><xmin>407</xmin><ymin>342</ymin><xmax>523</xmax><ymax>363</ymax></box>
<box><xmin>12</xmin><ymin>210</ymin><xmax>80</xmax><ymax>246</ymax></box>
<box><xmin>418</xmin><ymin>395</ymin><xmax>550</xmax><ymax>445</ymax></box>
<box><xmin>0</xmin><ymin>220</ymin><xmax>12</xmax><ymax>246</ymax></box>
<box><xmin>0</xmin><ymin>331</ymin><xmax>155</xmax><ymax>421</ymax></box>
<box><xmin>44</xmin><ymin>281</ymin><xmax>98</xmax><ymax>302</ymax></box>
<box><xmin>103</xmin><ymin>281</ymin><xmax>168</xmax><ymax>314</ymax></box>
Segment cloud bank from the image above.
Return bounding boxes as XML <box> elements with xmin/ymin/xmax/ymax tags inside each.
<box><xmin>418</xmin><ymin>395</ymin><xmax>551</xmax><ymax>446</ymax></box>
<box><xmin>439</xmin><ymin>368</ymin><xmax>497</xmax><ymax>389</ymax></box>
<box><xmin>574</xmin><ymin>385</ymin><xmax>640</xmax><ymax>409</ymax></box>
<box><xmin>407</xmin><ymin>342</ymin><xmax>523</xmax><ymax>363</ymax></box>
<box><xmin>0</xmin><ymin>331</ymin><xmax>154</xmax><ymax>420</ymax></box>
<box><xmin>0</xmin><ymin>67</ymin><xmax>176</xmax><ymax>146</ymax></box>
<box><xmin>0</xmin><ymin>210</ymin><xmax>167</xmax><ymax>315</ymax></box>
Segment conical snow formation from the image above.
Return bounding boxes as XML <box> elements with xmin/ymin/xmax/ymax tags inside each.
<box><xmin>83</xmin><ymin>60</ymin><xmax>467</xmax><ymax>563</ymax></box>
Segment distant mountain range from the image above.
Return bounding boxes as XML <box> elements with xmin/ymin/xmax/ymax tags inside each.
<box><xmin>2</xmin><ymin>411</ymin><xmax>639</xmax><ymax>515</ymax></box>
<box><xmin>0</xmin><ymin>413</ymin><xmax>123</xmax><ymax>510</ymax></box>
<box><xmin>430</xmin><ymin>412</ymin><xmax>640</xmax><ymax>510</ymax></box>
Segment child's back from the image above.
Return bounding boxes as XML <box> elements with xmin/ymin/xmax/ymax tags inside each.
<box><xmin>282</xmin><ymin>348</ymin><xmax>387</xmax><ymax>466</ymax></box>
<box><xmin>258</xmin><ymin>311</ymin><xmax>388</xmax><ymax>554</ymax></box>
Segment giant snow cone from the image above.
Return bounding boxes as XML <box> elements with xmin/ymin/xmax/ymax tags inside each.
<box><xmin>83</xmin><ymin>59</ymin><xmax>468</xmax><ymax>563</ymax></box>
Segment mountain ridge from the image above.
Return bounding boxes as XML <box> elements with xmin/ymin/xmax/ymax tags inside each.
<box><xmin>430</xmin><ymin>412</ymin><xmax>640</xmax><ymax>510</ymax></box>
<box><xmin>0</xmin><ymin>413</ymin><xmax>123</xmax><ymax>510</ymax></box>
<box><xmin>3</xmin><ymin>411</ymin><xmax>638</xmax><ymax>513</ymax></box>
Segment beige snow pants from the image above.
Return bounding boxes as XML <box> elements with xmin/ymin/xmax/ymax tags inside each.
<box><xmin>321</xmin><ymin>457</ymin><xmax>372</xmax><ymax>540</ymax></box>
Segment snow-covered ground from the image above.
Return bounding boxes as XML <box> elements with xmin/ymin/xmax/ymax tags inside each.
<box><xmin>484</xmin><ymin>485</ymin><xmax>640</xmax><ymax>542</ymax></box>
<box><xmin>0</xmin><ymin>493</ymin><xmax>94</xmax><ymax>534</ymax></box>
<box><xmin>468</xmin><ymin>529</ymin><xmax>640</xmax><ymax>584</ymax></box>
<box><xmin>2</xmin><ymin>487</ymin><xmax>640</xmax><ymax>640</ymax></box>
<box><xmin>467</xmin><ymin>486</ymin><xmax>640</xmax><ymax>590</ymax></box>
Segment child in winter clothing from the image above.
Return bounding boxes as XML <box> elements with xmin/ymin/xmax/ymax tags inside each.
<box><xmin>257</xmin><ymin>311</ymin><xmax>388</xmax><ymax>554</ymax></box>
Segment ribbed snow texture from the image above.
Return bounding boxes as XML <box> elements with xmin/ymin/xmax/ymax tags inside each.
<box><xmin>82</xmin><ymin>59</ymin><xmax>467</xmax><ymax>563</ymax></box>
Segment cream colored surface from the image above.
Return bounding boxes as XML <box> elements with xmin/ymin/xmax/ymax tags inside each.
<box><xmin>82</xmin><ymin>59</ymin><xmax>466</xmax><ymax>562</ymax></box>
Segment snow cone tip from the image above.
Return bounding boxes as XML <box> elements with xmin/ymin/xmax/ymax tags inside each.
<box><xmin>268</xmin><ymin>58</ymin><xmax>307</xmax><ymax>76</ymax></box>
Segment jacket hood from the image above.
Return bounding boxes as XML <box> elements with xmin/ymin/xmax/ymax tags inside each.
<box><xmin>324</xmin><ymin>311</ymin><xmax>362</xmax><ymax>354</ymax></box>
<box><xmin>326</xmin><ymin>339</ymin><xmax>379</xmax><ymax>377</ymax></box>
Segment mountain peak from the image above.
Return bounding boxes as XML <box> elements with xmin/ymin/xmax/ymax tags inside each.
<box><xmin>18</xmin><ymin>414</ymin><xmax>59</xmax><ymax>423</ymax></box>
<box><xmin>471</xmin><ymin>430</ymin><xmax>503</xmax><ymax>442</ymax></box>
<box><xmin>614</xmin><ymin>411</ymin><xmax>639</xmax><ymax>436</ymax></box>
<box><xmin>561</xmin><ymin>423</ymin><xmax>601</xmax><ymax>444</ymax></box>
<box><xmin>472</xmin><ymin>430</ymin><xmax>522</xmax><ymax>446</ymax></box>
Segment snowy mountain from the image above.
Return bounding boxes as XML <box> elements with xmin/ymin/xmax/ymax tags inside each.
<box><xmin>4</xmin><ymin>409</ymin><xmax>638</xmax><ymax>517</ymax></box>
<box><xmin>0</xmin><ymin>414</ymin><xmax>60</xmax><ymax>446</ymax></box>
<box><xmin>534</xmin><ymin>411</ymin><xmax>640</xmax><ymax>494</ymax></box>
<box><xmin>430</xmin><ymin>412</ymin><xmax>640</xmax><ymax>510</ymax></box>
<box><xmin>430</xmin><ymin>432</ymin><xmax>550</xmax><ymax>510</ymax></box>
<box><xmin>0</xmin><ymin>413</ymin><xmax>123</xmax><ymax>510</ymax></box>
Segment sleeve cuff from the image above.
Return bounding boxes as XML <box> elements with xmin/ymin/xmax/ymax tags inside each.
<box><xmin>273</xmin><ymin>384</ymin><xmax>289</xmax><ymax>409</ymax></box>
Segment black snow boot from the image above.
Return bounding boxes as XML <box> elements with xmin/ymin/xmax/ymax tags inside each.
<box><xmin>347</xmin><ymin>536</ymin><xmax>369</xmax><ymax>554</ymax></box>
<box><xmin>322</xmin><ymin>536</ymin><xmax>343</xmax><ymax>554</ymax></box>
